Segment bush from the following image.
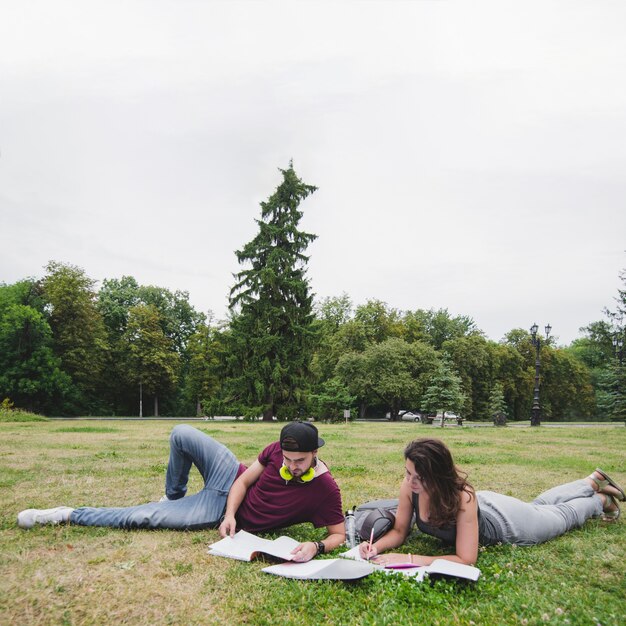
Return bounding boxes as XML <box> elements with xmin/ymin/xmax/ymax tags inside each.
<box><xmin>0</xmin><ymin>398</ymin><xmax>47</xmax><ymax>422</ymax></box>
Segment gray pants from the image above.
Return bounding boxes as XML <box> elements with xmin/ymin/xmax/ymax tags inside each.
<box><xmin>477</xmin><ymin>479</ymin><xmax>603</xmax><ymax>546</ymax></box>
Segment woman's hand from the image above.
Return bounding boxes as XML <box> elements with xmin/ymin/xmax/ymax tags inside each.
<box><xmin>371</xmin><ymin>552</ymin><xmax>411</xmax><ymax>566</ymax></box>
<box><xmin>358</xmin><ymin>541</ymin><xmax>378</xmax><ymax>560</ymax></box>
<box><xmin>371</xmin><ymin>552</ymin><xmax>428</xmax><ymax>567</ymax></box>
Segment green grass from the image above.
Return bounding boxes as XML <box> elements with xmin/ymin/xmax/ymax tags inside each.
<box><xmin>1</xmin><ymin>420</ymin><xmax>625</xmax><ymax>625</ymax></box>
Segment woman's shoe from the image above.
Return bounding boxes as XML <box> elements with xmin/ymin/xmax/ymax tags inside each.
<box><xmin>594</xmin><ymin>468</ymin><xmax>626</xmax><ymax>501</ymax></box>
<box><xmin>601</xmin><ymin>494</ymin><xmax>621</xmax><ymax>522</ymax></box>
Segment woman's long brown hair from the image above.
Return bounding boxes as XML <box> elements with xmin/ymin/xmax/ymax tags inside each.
<box><xmin>404</xmin><ymin>438</ymin><xmax>475</xmax><ymax>527</ymax></box>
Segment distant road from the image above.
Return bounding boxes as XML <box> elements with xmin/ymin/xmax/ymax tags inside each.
<box><xmin>47</xmin><ymin>417</ymin><xmax>624</xmax><ymax>427</ymax></box>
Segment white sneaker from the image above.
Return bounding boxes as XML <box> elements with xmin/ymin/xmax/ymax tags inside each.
<box><xmin>17</xmin><ymin>506</ymin><xmax>74</xmax><ymax>529</ymax></box>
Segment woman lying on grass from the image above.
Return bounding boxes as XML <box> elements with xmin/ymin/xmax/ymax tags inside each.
<box><xmin>359</xmin><ymin>438</ymin><xmax>624</xmax><ymax>566</ymax></box>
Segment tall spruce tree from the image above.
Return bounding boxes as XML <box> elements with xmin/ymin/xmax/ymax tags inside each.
<box><xmin>422</xmin><ymin>361</ymin><xmax>466</xmax><ymax>428</ymax></box>
<box><xmin>227</xmin><ymin>163</ymin><xmax>318</xmax><ymax>420</ymax></box>
<box><xmin>488</xmin><ymin>382</ymin><xmax>508</xmax><ymax>425</ymax></box>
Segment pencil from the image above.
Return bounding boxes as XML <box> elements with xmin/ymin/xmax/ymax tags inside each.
<box><xmin>368</xmin><ymin>528</ymin><xmax>374</xmax><ymax>560</ymax></box>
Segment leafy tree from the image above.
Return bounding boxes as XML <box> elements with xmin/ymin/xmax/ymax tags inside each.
<box><xmin>332</xmin><ymin>350</ymin><xmax>370</xmax><ymax>418</ymax></box>
<box><xmin>96</xmin><ymin>276</ymin><xmax>142</xmax><ymax>414</ymax></box>
<box><xmin>42</xmin><ymin>261</ymin><xmax>108</xmax><ymax>414</ymax></box>
<box><xmin>501</xmin><ymin>328</ymin><xmax>547</xmax><ymax>421</ymax></box>
<box><xmin>227</xmin><ymin>163</ymin><xmax>318</xmax><ymax>420</ymax></box>
<box><xmin>123</xmin><ymin>304</ymin><xmax>181</xmax><ymax>416</ymax></box>
<box><xmin>183</xmin><ymin>319</ymin><xmax>223</xmax><ymax>416</ymax></box>
<box><xmin>336</xmin><ymin>338</ymin><xmax>439</xmax><ymax>420</ymax></box>
<box><xmin>0</xmin><ymin>279</ymin><xmax>46</xmax><ymax>314</ymax></box>
<box><xmin>0</xmin><ymin>303</ymin><xmax>70</xmax><ymax>412</ymax></box>
<box><xmin>96</xmin><ymin>277</ymin><xmax>205</xmax><ymax>415</ymax></box>
<box><xmin>138</xmin><ymin>285</ymin><xmax>205</xmax><ymax>355</ymax></box>
<box><xmin>315</xmin><ymin>293</ymin><xmax>353</xmax><ymax>330</ymax></box>
<box><xmin>403</xmin><ymin>308</ymin><xmax>478</xmax><ymax>350</ymax></box>
<box><xmin>442</xmin><ymin>335</ymin><xmax>498</xmax><ymax>420</ymax></box>
<box><xmin>310</xmin><ymin>295</ymin><xmax>357</xmax><ymax>391</ymax></box>
<box><xmin>541</xmin><ymin>348</ymin><xmax>596</xmax><ymax>420</ymax></box>
<box><xmin>307</xmin><ymin>377</ymin><xmax>356</xmax><ymax>422</ymax></box>
<box><xmin>492</xmin><ymin>342</ymin><xmax>530</xmax><ymax>421</ymax></box>
<box><xmin>353</xmin><ymin>300</ymin><xmax>403</xmax><ymax>344</ymax></box>
<box><xmin>311</xmin><ymin>298</ymin><xmax>404</xmax><ymax>406</ymax></box>
<box><xmin>311</xmin><ymin>320</ymin><xmax>369</xmax><ymax>387</ymax></box>
<box><xmin>569</xmin><ymin>321</ymin><xmax>615</xmax><ymax>370</ymax></box>
<box><xmin>421</xmin><ymin>361</ymin><xmax>467</xmax><ymax>427</ymax></box>
<box><xmin>502</xmin><ymin>329</ymin><xmax>595</xmax><ymax>420</ymax></box>
<box><xmin>502</xmin><ymin>328</ymin><xmax>533</xmax><ymax>353</ymax></box>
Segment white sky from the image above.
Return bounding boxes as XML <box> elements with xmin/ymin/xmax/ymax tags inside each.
<box><xmin>1</xmin><ymin>0</ymin><xmax>625</xmax><ymax>345</ymax></box>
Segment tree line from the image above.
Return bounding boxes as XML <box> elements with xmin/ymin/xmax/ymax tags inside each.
<box><xmin>1</xmin><ymin>165</ymin><xmax>623</xmax><ymax>421</ymax></box>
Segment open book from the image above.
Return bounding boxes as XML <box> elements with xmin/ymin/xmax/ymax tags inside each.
<box><xmin>208</xmin><ymin>530</ymin><xmax>300</xmax><ymax>562</ymax></box>
<box><xmin>340</xmin><ymin>546</ymin><xmax>480</xmax><ymax>582</ymax></box>
<box><xmin>262</xmin><ymin>559</ymin><xmax>375</xmax><ymax>580</ymax></box>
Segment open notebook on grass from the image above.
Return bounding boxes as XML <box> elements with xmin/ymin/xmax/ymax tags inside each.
<box><xmin>262</xmin><ymin>559</ymin><xmax>376</xmax><ymax>580</ymax></box>
<box><xmin>340</xmin><ymin>545</ymin><xmax>480</xmax><ymax>582</ymax></box>
<box><xmin>208</xmin><ymin>530</ymin><xmax>300</xmax><ymax>562</ymax></box>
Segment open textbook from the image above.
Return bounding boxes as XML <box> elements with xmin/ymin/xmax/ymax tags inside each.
<box><xmin>208</xmin><ymin>530</ymin><xmax>301</xmax><ymax>562</ymax></box>
<box><xmin>340</xmin><ymin>546</ymin><xmax>480</xmax><ymax>582</ymax></box>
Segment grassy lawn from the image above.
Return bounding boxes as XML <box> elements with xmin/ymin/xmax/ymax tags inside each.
<box><xmin>1</xmin><ymin>420</ymin><xmax>625</xmax><ymax>626</ymax></box>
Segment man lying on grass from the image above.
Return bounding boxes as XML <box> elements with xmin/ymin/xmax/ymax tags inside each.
<box><xmin>18</xmin><ymin>422</ymin><xmax>345</xmax><ymax>562</ymax></box>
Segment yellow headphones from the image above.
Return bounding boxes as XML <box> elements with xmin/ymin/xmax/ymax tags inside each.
<box><xmin>279</xmin><ymin>464</ymin><xmax>315</xmax><ymax>483</ymax></box>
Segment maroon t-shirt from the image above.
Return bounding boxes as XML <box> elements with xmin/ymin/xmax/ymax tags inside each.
<box><xmin>235</xmin><ymin>442</ymin><xmax>344</xmax><ymax>533</ymax></box>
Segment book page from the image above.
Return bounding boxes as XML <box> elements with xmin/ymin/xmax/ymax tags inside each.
<box><xmin>262</xmin><ymin>558</ymin><xmax>375</xmax><ymax>580</ymax></box>
<box><xmin>339</xmin><ymin>545</ymin><xmax>368</xmax><ymax>561</ymax></box>
<box><xmin>208</xmin><ymin>530</ymin><xmax>300</xmax><ymax>562</ymax></box>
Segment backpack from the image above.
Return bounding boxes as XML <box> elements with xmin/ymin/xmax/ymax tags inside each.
<box><xmin>352</xmin><ymin>498</ymin><xmax>414</xmax><ymax>542</ymax></box>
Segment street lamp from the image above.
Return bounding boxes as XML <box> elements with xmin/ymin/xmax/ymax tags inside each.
<box><xmin>612</xmin><ymin>334</ymin><xmax>624</xmax><ymax>365</ymax></box>
<box><xmin>529</xmin><ymin>322</ymin><xmax>551</xmax><ymax>426</ymax></box>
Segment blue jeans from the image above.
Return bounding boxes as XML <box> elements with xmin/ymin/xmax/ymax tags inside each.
<box><xmin>477</xmin><ymin>479</ymin><xmax>603</xmax><ymax>546</ymax></box>
<box><xmin>70</xmin><ymin>425</ymin><xmax>241</xmax><ymax>530</ymax></box>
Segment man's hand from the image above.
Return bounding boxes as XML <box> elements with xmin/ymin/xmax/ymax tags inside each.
<box><xmin>290</xmin><ymin>541</ymin><xmax>318</xmax><ymax>563</ymax></box>
<box><xmin>219</xmin><ymin>515</ymin><xmax>237</xmax><ymax>538</ymax></box>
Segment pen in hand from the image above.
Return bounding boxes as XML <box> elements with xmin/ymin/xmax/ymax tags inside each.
<box><xmin>367</xmin><ymin>528</ymin><xmax>374</xmax><ymax>561</ymax></box>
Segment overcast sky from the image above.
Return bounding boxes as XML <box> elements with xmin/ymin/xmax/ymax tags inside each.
<box><xmin>1</xmin><ymin>1</ymin><xmax>625</xmax><ymax>345</ymax></box>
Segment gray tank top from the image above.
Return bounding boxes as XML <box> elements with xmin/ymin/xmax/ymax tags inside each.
<box><xmin>412</xmin><ymin>492</ymin><xmax>457</xmax><ymax>545</ymax></box>
<box><xmin>412</xmin><ymin>491</ymin><xmax>501</xmax><ymax>546</ymax></box>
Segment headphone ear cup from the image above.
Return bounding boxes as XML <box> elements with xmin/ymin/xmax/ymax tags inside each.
<box><xmin>300</xmin><ymin>467</ymin><xmax>315</xmax><ymax>482</ymax></box>
<box><xmin>279</xmin><ymin>465</ymin><xmax>293</xmax><ymax>481</ymax></box>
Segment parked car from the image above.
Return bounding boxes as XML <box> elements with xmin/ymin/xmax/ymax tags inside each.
<box><xmin>434</xmin><ymin>411</ymin><xmax>463</xmax><ymax>425</ymax></box>
<box><xmin>400</xmin><ymin>411</ymin><xmax>423</xmax><ymax>422</ymax></box>
<box><xmin>436</xmin><ymin>411</ymin><xmax>460</xmax><ymax>420</ymax></box>
<box><xmin>384</xmin><ymin>410</ymin><xmax>436</xmax><ymax>422</ymax></box>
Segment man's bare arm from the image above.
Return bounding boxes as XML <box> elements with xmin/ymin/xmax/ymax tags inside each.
<box><xmin>218</xmin><ymin>460</ymin><xmax>265</xmax><ymax>537</ymax></box>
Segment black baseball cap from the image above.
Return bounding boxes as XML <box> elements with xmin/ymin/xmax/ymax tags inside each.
<box><xmin>280</xmin><ymin>422</ymin><xmax>325</xmax><ymax>452</ymax></box>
